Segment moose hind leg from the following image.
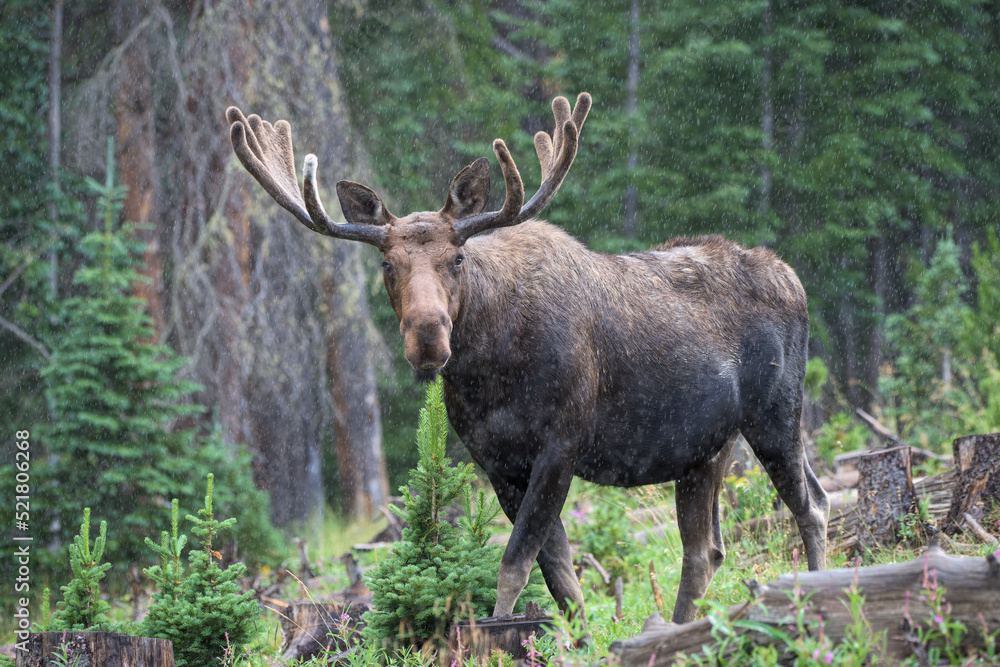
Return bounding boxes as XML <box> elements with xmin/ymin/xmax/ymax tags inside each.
<box><xmin>742</xmin><ymin>404</ymin><xmax>830</xmax><ymax>571</ymax></box>
<box><xmin>672</xmin><ymin>437</ymin><xmax>735</xmax><ymax>624</ymax></box>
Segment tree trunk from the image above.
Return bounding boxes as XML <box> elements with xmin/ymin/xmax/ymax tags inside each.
<box><xmin>855</xmin><ymin>445</ymin><xmax>916</xmax><ymax>552</ymax></box>
<box><xmin>113</xmin><ymin>0</ymin><xmax>164</xmax><ymax>336</ymax></box>
<box><xmin>945</xmin><ymin>433</ymin><xmax>1000</xmax><ymax>530</ymax></box>
<box><xmin>17</xmin><ymin>632</ymin><xmax>173</xmax><ymax>667</ymax></box>
<box><xmin>277</xmin><ymin>601</ymin><xmax>367</xmax><ymax>664</ymax></box>
<box><xmin>46</xmin><ymin>0</ymin><xmax>62</xmax><ymax>299</ymax></box>
<box><xmin>622</xmin><ymin>0</ymin><xmax>640</xmax><ymax>239</ymax></box>
<box><xmin>447</xmin><ymin>603</ymin><xmax>552</xmax><ymax>664</ymax></box>
<box><xmin>326</xmin><ymin>243</ymin><xmax>389</xmax><ymax>518</ymax></box>
<box><xmin>864</xmin><ymin>233</ymin><xmax>886</xmax><ymax>403</ymax></box>
<box><xmin>155</xmin><ymin>0</ymin><xmax>387</xmax><ymax>526</ymax></box>
<box><xmin>758</xmin><ymin>0</ymin><xmax>774</xmax><ymax>222</ymax></box>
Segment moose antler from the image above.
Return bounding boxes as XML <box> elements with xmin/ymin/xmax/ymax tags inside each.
<box><xmin>226</xmin><ymin>107</ymin><xmax>389</xmax><ymax>249</ymax></box>
<box><xmin>453</xmin><ymin>92</ymin><xmax>591</xmax><ymax>241</ymax></box>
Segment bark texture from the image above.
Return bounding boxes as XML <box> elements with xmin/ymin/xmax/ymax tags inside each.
<box><xmin>17</xmin><ymin>632</ymin><xmax>174</xmax><ymax>667</ymax></box>
<box><xmin>277</xmin><ymin>601</ymin><xmax>367</xmax><ymax>663</ymax></box>
<box><xmin>855</xmin><ymin>445</ymin><xmax>916</xmax><ymax>552</ymax></box>
<box><xmin>945</xmin><ymin>433</ymin><xmax>1000</xmax><ymax>530</ymax></box>
<box><xmin>60</xmin><ymin>0</ymin><xmax>389</xmax><ymax>525</ymax></box>
<box><xmin>113</xmin><ymin>0</ymin><xmax>163</xmax><ymax>335</ymax></box>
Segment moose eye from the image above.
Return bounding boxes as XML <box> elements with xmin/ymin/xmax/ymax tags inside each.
<box><xmin>454</xmin><ymin>255</ymin><xmax>464</xmax><ymax>268</ymax></box>
<box><xmin>382</xmin><ymin>260</ymin><xmax>392</xmax><ymax>274</ymax></box>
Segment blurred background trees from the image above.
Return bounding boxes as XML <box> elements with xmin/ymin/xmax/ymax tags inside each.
<box><xmin>1</xmin><ymin>0</ymin><xmax>999</xmax><ymax>577</ymax></box>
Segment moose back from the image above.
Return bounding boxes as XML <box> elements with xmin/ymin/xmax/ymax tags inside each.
<box><xmin>227</xmin><ymin>93</ymin><xmax>830</xmax><ymax>625</ymax></box>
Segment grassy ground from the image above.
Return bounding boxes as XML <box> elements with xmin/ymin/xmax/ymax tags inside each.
<box><xmin>241</xmin><ymin>468</ymin><xmax>995</xmax><ymax>666</ymax></box>
<box><xmin>11</xmin><ymin>468</ymin><xmax>994</xmax><ymax>666</ymax></box>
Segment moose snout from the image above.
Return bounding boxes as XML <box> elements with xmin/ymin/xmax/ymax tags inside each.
<box><xmin>401</xmin><ymin>311</ymin><xmax>453</xmax><ymax>370</ymax></box>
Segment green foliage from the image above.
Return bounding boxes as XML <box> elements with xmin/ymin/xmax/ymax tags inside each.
<box><xmin>814</xmin><ymin>411</ymin><xmax>869</xmax><ymax>468</ymax></box>
<box><xmin>566</xmin><ymin>486</ymin><xmax>633</xmax><ymax>582</ymax></box>
<box><xmin>30</xmin><ymin>147</ymin><xmax>278</xmax><ymax>573</ymax></box>
<box><xmin>362</xmin><ymin>377</ymin><xmax>545</xmax><ymax>648</ymax></box>
<box><xmin>331</xmin><ymin>1</ymin><xmax>1000</xmax><ymax>420</ymax></box>
<box><xmin>804</xmin><ymin>358</ymin><xmax>829</xmax><ymax>403</ymax></box>
<box><xmin>138</xmin><ymin>474</ymin><xmax>262</xmax><ymax>667</ymax></box>
<box><xmin>721</xmin><ymin>466</ymin><xmax>779</xmax><ymax>527</ymax></box>
<box><xmin>0</xmin><ymin>0</ymin><xmax>77</xmax><ymax>432</ymax></box>
<box><xmin>879</xmin><ymin>233</ymin><xmax>999</xmax><ymax>450</ymax></box>
<box><xmin>50</xmin><ymin>508</ymin><xmax>112</xmax><ymax>631</ymax></box>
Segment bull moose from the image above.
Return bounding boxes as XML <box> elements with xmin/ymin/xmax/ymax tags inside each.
<box><xmin>226</xmin><ymin>93</ymin><xmax>830</xmax><ymax>625</ymax></box>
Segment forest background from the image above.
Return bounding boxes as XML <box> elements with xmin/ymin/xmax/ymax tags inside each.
<box><xmin>2</xmin><ymin>0</ymin><xmax>999</xmax><ymax>587</ymax></box>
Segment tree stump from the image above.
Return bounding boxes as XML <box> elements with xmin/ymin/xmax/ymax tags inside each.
<box><xmin>944</xmin><ymin>433</ymin><xmax>1000</xmax><ymax>531</ymax></box>
<box><xmin>855</xmin><ymin>445</ymin><xmax>916</xmax><ymax>552</ymax></box>
<box><xmin>16</xmin><ymin>632</ymin><xmax>173</xmax><ymax>667</ymax></box>
<box><xmin>276</xmin><ymin>601</ymin><xmax>368</xmax><ymax>664</ymax></box>
<box><xmin>446</xmin><ymin>602</ymin><xmax>552</xmax><ymax>663</ymax></box>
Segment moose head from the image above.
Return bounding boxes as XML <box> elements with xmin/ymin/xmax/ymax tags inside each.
<box><xmin>226</xmin><ymin>94</ymin><xmax>590</xmax><ymax>374</ymax></box>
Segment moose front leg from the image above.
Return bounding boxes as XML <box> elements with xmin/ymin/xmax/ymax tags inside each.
<box><xmin>490</xmin><ymin>448</ymin><xmax>583</xmax><ymax>619</ymax></box>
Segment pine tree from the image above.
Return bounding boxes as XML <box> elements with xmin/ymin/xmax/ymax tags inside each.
<box><xmin>35</xmin><ymin>143</ymin><xmax>278</xmax><ymax>571</ymax></box>
<box><xmin>363</xmin><ymin>378</ymin><xmax>545</xmax><ymax>648</ymax></box>
<box><xmin>880</xmin><ymin>233</ymin><xmax>974</xmax><ymax>449</ymax></box>
<box><xmin>36</xmin><ymin>142</ymin><xmax>205</xmax><ymax>567</ymax></box>
<box><xmin>51</xmin><ymin>508</ymin><xmax>112</xmax><ymax>631</ymax></box>
<box><xmin>138</xmin><ymin>474</ymin><xmax>261</xmax><ymax>667</ymax></box>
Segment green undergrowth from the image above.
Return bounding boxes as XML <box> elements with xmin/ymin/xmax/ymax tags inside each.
<box><xmin>272</xmin><ymin>455</ymin><xmax>996</xmax><ymax>667</ymax></box>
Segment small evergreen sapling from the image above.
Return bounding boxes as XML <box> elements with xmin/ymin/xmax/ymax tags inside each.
<box><xmin>138</xmin><ymin>474</ymin><xmax>261</xmax><ymax>667</ymax></box>
<box><xmin>51</xmin><ymin>508</ymin><xmax>112</xmax><ymax>631</ymax></box>
<box><xmin>363</xmin><ymin>378</ymin><xmax>545</xmax><ymax>647</ymax></box>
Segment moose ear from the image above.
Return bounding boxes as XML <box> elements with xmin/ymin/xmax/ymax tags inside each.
<box><xmin>441</xmin><ymin>157</ymin><xmax>491</xmax><ymax>220</ymax></box>
<box><xmin>336</xmin><ymin>181</ymin><xmax>394</xmax><ymax>226</ymax></box>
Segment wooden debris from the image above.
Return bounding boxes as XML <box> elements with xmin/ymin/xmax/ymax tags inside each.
<box><xmin>17</xmin><ymin>632</ymin><xmax>174</xmax><ymax>667</ymax></box>
<box><xmin>818</xmin><ymin>469</ymin><xmax>859</xmax><ymax>492</ymax></box>
<box><xmin>340</xmin><ymin>552</ymin><xmax>371</xmax><ymax>597</ymax></box>
<box><xmin>610</xmin><ymin>545</ymin><xmax>1000</xmax><ymax>665</ymax></box>
<box><xmin>581</xmin><ymin>552</ymin><xmax>611</xmax><ymax>585</ymax></box>
<box><xmin>615</xmin><ymin>577</ymin><xmax>624</xmax><ymax>622</ymax></box>
<box><xmin>295</xmin><ymin>537</ymin><xmax>315</xmax><ymax>579</ymax></box>
<box><xmin>963</xmin><ymin>512</ymin><xmax>999</xmax><ymax>547</ymax></box>
<box><xmin>944</xmin><ymin>433</ymin><xmax>1000</xmax><ymax>531</ymax></box>
<box><xmin>855</xmin><ymin>445</ymin><xmax>917</xmax><ymax>552</ymax></box>
<box><xmin>269</xmin><ymin>601</ymin><xmax>368</xmax><ymax>664</ymax></box>
<box><xmin>446</xmin><ymin>602</ymin><xmax>552</xmax><ymax>663</ymax></box>
<box><xmin>648</xmin><ymin>561</ymin><xmax>665</xmax><ymax>616</ymax></box>
<box><xmin>855</xmin><ymin>407</ymin><xmax>908</xmax><ymax>448</ymax></box>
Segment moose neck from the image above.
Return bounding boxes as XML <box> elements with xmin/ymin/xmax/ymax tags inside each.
<box><xmin>443</xmin><ymin>220</ymin><xmax>594</xmax><ymax>378</ymax></box>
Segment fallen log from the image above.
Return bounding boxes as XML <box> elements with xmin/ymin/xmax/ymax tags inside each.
<box><xmin>16</xmin><ymin>632</ymin><xmax>174</xmax><ymax>667</ymax></box>
<box><xmin>609</xmin><ymin>545</ymin><xmax>1000</xmax><ymax>665</ymax></box>
<box><xmin>855</xmin><ymin>407</ymin><xmax>908</xmax><ymax>448</ymax></box>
